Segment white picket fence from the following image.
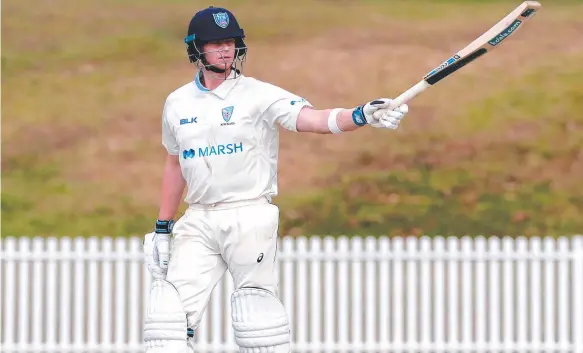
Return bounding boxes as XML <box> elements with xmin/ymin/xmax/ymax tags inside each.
<box><xmin>1</xmin><ymin>235</ymin><xmax>583</xmax><ymax>353</ymax></box>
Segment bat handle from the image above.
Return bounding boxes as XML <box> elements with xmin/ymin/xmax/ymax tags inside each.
<box><xmin>387</xmin><ymin>80</ymin><xmax>431</xmax><ymax>110</ymax></box>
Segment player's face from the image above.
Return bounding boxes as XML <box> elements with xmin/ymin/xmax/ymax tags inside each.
<box><xmin>203</xmin><ymin>38</ymin><xmax>236</xmax><ymax>71</ymax></box>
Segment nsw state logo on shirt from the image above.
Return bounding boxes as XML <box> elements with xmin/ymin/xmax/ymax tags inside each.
<box><xmin>221</xmin><ymin>106</ymin><xmax>235</xmax><ymax>126</ymax></box>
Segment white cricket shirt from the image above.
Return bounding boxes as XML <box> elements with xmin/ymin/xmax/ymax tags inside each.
<box><xmin>161</xmin><ymin>71</ymin><xmax>312</xmax><ymax>205</ymax></box>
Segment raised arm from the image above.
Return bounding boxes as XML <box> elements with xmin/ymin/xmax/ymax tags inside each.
<box><xmin>295</xmin><ymin>99</ymin><xmax>409</xmax><ymax>134</ymax></box>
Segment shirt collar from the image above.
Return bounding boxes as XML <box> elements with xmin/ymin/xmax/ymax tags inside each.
<box><xmin>193</xmin><ymin>70</ymin><xmax>241</xmax><ymax>99</ymax></box>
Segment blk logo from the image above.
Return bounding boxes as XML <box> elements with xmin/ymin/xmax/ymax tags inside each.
<box><xmin>180</xmin><ymin>117</ymin><xmax>198</xmax><ymax>125</ymax></box>
<box><xmin>290</xmin><ymin>98</ymin><xmax>306</xmax><ymax>105</ymax></box>
<box><xmin>257</xmin><ymin>253</ymin><xmax>264</xmax><ymax>263</ymax></box>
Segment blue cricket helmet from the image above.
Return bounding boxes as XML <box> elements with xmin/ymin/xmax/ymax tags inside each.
<box><xmin>184</xmin><ymin>6</ymin><xmax>247</xmax><ymax>64</ymax></box>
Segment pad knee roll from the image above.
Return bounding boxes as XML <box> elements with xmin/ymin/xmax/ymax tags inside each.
<box><xmin>144</xmin><ymin>279</ymin><xmax>193</xmax><ymax>353</ymax></box>
<box><xmin>231</xmin><ymin>287</ymin><xmax>291</xmax><ymax>353</ymax></box>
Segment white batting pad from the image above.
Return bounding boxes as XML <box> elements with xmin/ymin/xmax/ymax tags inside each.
<box><xmin>231</xmin><ymin>287</ymin><xmax>291</xmax><ymax>353</ymax></box>
<box><xmin>144</xmin><ymin>279</ymin><xmax>192</xmax><ymax>353</ymax></box>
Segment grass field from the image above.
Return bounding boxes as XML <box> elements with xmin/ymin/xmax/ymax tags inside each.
<box><xmin>2</xmin><ymin>0</ymin><xmax>583</xmax><ymax>237</ymax></box>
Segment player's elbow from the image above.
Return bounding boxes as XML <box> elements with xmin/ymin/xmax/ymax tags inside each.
<box><xmin>296</xmin><ymin>107</ymin><xmax>332</xmax><ymax>134</ymax></box>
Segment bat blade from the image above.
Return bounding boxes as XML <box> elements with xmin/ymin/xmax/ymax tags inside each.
<box><xmin>388</xmin><ymin>1</ymin><xmax>542</xmax><ymax>110</ymax></box>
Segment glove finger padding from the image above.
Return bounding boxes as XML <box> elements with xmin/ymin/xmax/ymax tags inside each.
<box><xmin>370</xmin><ymin>120</ymin><xmax>397</xmax><ymax>129</ymax></box>
<box><xmin>144</xmin><ymin>232</ymin><xmax>157</xmax><ymax>268</ymax></box>
<box><xmin>144</xmin><ymin>232</ymin><xmax>169</xmax><ymax>280</ymax></box>
<box><xmin>384</xmin><ymin>110</ymin><xmax>405</xmax><ymax>121</ymax></box>
<box><xmin>373</xmin><ymin>103</ymin><xmax>409</xmax><ymax>121</ymax></box>
<box><xmin>395</xmin><ymin>104</ymin><xmax>409</xmax><ymax>114</ymax></box>
<box><xmin>156</xmin><ymin>235</ymin><xmax>170</xmax><ymax>270</ymax></box>
<box><xmin>381</xmin><ymin>119</ymin><xmax>399</xmax><ymax>129</ymax></box>
<box><xmin>372</xmin><ymin>109</ymin><xmax>388</xmax><ymax>120</ymax></box>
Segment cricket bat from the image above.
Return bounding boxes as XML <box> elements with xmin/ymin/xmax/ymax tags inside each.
<box><xmin>385</xmin><ymin>1</ymin><xmax>542</xmax><ymax>111</ymax></box>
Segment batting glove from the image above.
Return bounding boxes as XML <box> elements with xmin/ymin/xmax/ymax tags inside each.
<box><xmin>143</xmin><ymin>220</ymin><xmax>173</xmax><ymax>280</ymax></box>
<box><xmin>352</xmin><ymin>98</ymin><xmax>409</xmax><ymax>130</ymax></box>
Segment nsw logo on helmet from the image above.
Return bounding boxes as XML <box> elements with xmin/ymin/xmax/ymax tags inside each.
<box><xmin>213</xmin><ymin>12</ymin><xmax>230</xmax><ymax>28</ymax></box>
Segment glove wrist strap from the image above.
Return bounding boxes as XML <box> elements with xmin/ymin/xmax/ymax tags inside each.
<box><xmin>155</xmin><ymin>219</ymin><xmax>174</xmax><ymax>234</ymax></box>
<box><xmin>351</xmin><ymin>105</ymin><xmax>368</xmax><ymax>126</ymax></box>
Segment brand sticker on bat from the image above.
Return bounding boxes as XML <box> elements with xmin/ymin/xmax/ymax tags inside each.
<box><xmin>488</xmin><ymin>19</ymin><xmax>522</xmax><ymax>46</ymax></box>
<box><xmin>521</xmin><ymin>8</ymin><xmax>536</xmax><ymax>18</ymax></box>
<box><xmin>424</xmin><ymin>54</ymin><xmax>461</xmax><ymax>79</ymax></box>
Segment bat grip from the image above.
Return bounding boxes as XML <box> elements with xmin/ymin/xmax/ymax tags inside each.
<box><xmin>387</xmin><ymin>80</ymin><xmax>431</xmax><ymax>110</ymax></box>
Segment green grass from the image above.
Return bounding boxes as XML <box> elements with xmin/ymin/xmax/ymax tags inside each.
<box><xmin>2</xmin><ymin>0</ymin><xmax>583</xmax><ymax>237</ymax></box>
<box><xmin>279</xmin><ymin>169</ymin><xmax>583</xmax><ymax>237</ymax></box>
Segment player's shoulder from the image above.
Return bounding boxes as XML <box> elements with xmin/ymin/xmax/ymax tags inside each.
<box><xmin>165</xmin><ymin>81</ymin><xmax>198</xmax><ymax>106</ymax></box>
<box><xmin>241</xmin><ymin>76</ymin><xmax>284</xmax><ymax>93</ymax></box>
<box><xmin>239</xmin><ymin>75</ymin><xmax>301</xmax><ymax>100</ymax></box>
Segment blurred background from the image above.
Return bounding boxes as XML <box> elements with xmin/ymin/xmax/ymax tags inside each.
<box><xmin>2</xmin><ymin>0</ymin><xmax>583</xmax><ymax>238</ymax></box>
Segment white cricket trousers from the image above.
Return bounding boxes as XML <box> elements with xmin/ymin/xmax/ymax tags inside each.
<box><xmin>166</xmin><ymin>196</ymin><xmax>281</xmax><ymax>331</ymax></box>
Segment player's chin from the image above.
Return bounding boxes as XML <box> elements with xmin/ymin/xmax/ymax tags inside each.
<box><xmin>212</xmin><ymin>62</ymin><xmax>232</xmax><ymax>71</ymax></box>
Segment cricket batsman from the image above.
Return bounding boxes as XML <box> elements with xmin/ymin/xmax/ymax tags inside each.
<box><xmin>143</xmin><ymin>6</ymin><xmax>409</xmax><ymax>353</ymax></box>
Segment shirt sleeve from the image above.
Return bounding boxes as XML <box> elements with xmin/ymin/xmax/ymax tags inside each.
<box><xmin>262</xmin><ymin>86</ymin><xmax>313</xmax><ymax>132</ymax></box>
<box><xmin>161</xmin><ymin>99</ymin><xmax>180</xmax><ymax>155</ymax></box>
